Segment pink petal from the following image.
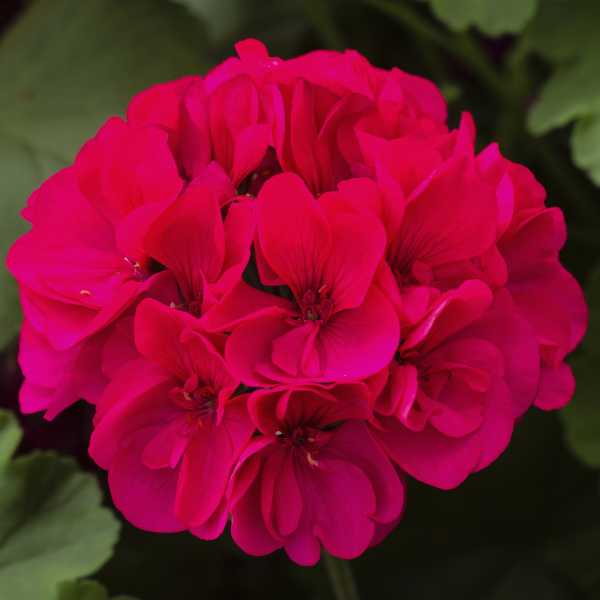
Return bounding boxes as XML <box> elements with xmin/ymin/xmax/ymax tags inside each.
<box><xmin>508</xmin><ymin>261</ymin><xmax>587</xmax><ymax>352</ymax></box>
<box><xmin>44</xmin><ymin>279</ymin><xmax>140</xmax><ymax>350</ymax></box>
<box><xmin>512</xmin><ymin>291</ymin><xmax>571</xmax><ymax>368</ymax></box>
<box><xmin>108</xmin><ymin>426</ymin><xmax>184</xmax><ymax>532</ymax></box>
<box><xmin>534</xmin><ymin>361</ymin><xmax>575</xmax><ymax>410</ymax></box>
<box><xmin>337</xmin><ymin>177</ymin><xmax>404</xmax><ymax>245</ymax></box>
<box><xmin>255</xmin><ymin>173</ymin><xmax>332</xmax><ymax>299</ymax></box>
<box><xmin>371</xmin><ymin>415</ymin><xmax>482</xmax><ymax>489</ymax></box>
<box><xmin>115</xmin><ymin>200</ymin><xmax>173</xmax><ymax>267</ymax></box>
<box><xmin>90</xmin><ymin>374</ymin><xmax>180</xmax><ymax>469</ymax></box>
<box><xmin>472</xmin><ymin>376</ymin><xmax>514</xmax><ymax>471</ymax></box>
<box><xmin>189</xmin><ymin>494</ymin><xmax>230</xmax><ymax>540</ymax></box>
<box><xmin>100</xmin><ymin>128</ymin><xmax>179</xmax><ymax>215</ymax></box>
<box><xmin>143</xmin><ymin>187</ymin><xmax>224</xmax><ymax>304</ymax></box>
<box><xmin>377</xmin><ymin>136</ymin><xmax>443</xmax><ymax>198</ymax></box>
<box><xmin>387</xmin><ymin>155</ymin><xmax>497</xmax><ymax>275</ymax></box>
<box><xmin>209</xmin><ymin>201</ymin><xmax>256</xmax><ymax>300</ymax></box>
<box><xmin>186</xmin><ymin>161</ymin><xmax>235</xmax><ymax>205</ymax></box>
<box><xmin>231</xmin><ymin>451</ymin><xmax>284</xmax><ymax>556</ymax></box>
<box><xmin>261</xmin><ymin>448</ymin><xmax>302</xmax><ymax>539</ymax></box>
<box><xmin>322</xmin><ymin>212</ymin><xmax>386</xmax><ymax>311</ymax></box>
<box><xmin>316</xmin><ymin>285</ymin><xmax>400</xmax><ymax>380</ymax></box>
<box><xmin>135</xmin><ymin>299</ymin><xmax>233</xmax><ymax>391</ymax></box>
<box><xmin>232</xmin><ymin>123</ymin><xmax>272</xmax><ymax>186</ymax></box>
<box><xmin>174</xmin><ymin>419</ymin><xmax>233</xmax><ymax>528</ymax></box>
<box><xmin>500</xmin><ymin>208</ymin><xmax>566</xmax><ymax>272</ymax></box>
<box><xmin>226</xmin><ymin>314</ymin><xmax>296</xmax><ymax>386</ymax></box>
<box><xmin>200</xmin><ymin>280</ymin><xmax>294</xmax><ymax>332</ymax></box>
<box><xmin>19</xmin><ymin>380</ymin><xmax>55</xmax><ymax>415</ymax></box>
<box><xmin>453</xmin><ymin>309</ymin><xmax>540</xmax><ymax>418</ymax></box>
<box><xmin>322</xmin><ymin>420</ymin><xmax>404</xmax><ymax>524</ymax></box>
<box><xmin>286</xmin><ymin>457</ymin><xmax>376</xmax><ymax>565</ymax></box>
<box><xmin>402</xmin><ymin>280</ymin><xmax>493</xmax><ymax>355</ymax></box>
<box><xmin>142</xmin><ymin>413</ymin><xmax>191</xmax><ymax>469</ymax></box>
<box><xmin>180</xmin><ymin>80</ymin><xmax>212</xmax><ymax>179</ymax></box>
<box><xmin>248</xmin><ymin>384</ymin><xmax>372</xmax><ymax>434</ymax></box>
<box><xmin>271</xmin><ymin>321</ymin><xmax>321</xmax><ymax>378</ymax></box>
<box><xmin>418</xmin><ymin>378</ymin><xmax>484</xmax><ymax>437</ymax></box>
<box><xmin>374</xmin><ymin>364</ymin><xmax>419</xmax><ymax>418</ymax></box>
<box><xmin>93</xmin><ymin>358</ymin><xmax>172</xmax><ymax>425</ymax></box>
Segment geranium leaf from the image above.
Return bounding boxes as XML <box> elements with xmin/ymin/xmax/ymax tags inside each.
<box><xmin>414</xmin><ymin>0</ymin><xmax>539</xmax><ymax>36</ymax></box>
<box><xmin>527</xmin><ymin>0</ymin><xmax>600</xmax><ymax>186</ymax></box>
<box><xmin>0</xmin><ymin>0</ymin><xmax>209</xmax><ymax>350</ymax></box>
<box><xmin>55</xmin><ymin>580</ymin><xmax>138</xmax><ymax>600</ymax></box>
<box><xmin>0</xmin><ymin>409</ymin><xmax>120</xmax><ymax>600</ymax></box>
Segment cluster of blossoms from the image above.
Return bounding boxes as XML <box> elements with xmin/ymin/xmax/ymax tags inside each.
<box><xmin>7</xmin><ymin>40</ymin><xmax>587</xmax><ymax>565</ymax></box>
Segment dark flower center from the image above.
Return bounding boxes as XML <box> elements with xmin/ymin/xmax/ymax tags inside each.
<box><xmin>276</xmin><ymin>425</ymin><xmax>328</xmax><ymax>468</ymax></box>
<box><xmin>185</xmin><ymin>385</ymin><xmax>217</xmax><ymax>426</ymax></box>
<box><xmin>286</xmin><ymin>285</ymin><xmax>334</xmax><ymax>326</ymax></box>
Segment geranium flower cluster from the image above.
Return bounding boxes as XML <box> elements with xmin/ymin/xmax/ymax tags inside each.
<box><xmin>6</xmin><ymin>40</ymin><xmax>587</xmax><ymax>565</ymax></box>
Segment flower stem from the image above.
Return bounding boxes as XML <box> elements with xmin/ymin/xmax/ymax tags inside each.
<box><xmin>323</xmin><ymin>550</ymin><xmax>361</xmax><ymax>600</ymax></box>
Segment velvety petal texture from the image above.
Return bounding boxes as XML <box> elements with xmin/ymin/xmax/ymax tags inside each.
<box><xmin>5</xmin><ymin>38</ymin><xmax>587</xmax><ymax>566</ymax></box>
<box><xmin>229</xmin><ymin>384</ymin><xmax>405</xmax><ymax>565</ymax></box>
<box><xmin>90</xmin><ymin>300</ymin><xmax>254</xmax><ymax>536</ymax></box>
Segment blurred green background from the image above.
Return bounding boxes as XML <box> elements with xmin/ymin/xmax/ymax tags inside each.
<box><xmin>1</xmin><ymin>0</ymin><xmax>600</xmax><ymax>598</ymax></box>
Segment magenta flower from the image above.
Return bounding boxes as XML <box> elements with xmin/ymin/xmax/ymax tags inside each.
<box><xmin>474</xmin><ymin>143</ymin><xmax>588</xmax><ymax>410</ymax></box>
<box><xmin>369</xmin><ymin>280</ymin><xmax>540</xmax><ymax>489</ymax></box>
<box><xmin>4</xmin><ymin>39</ymin><xmax>588</xmax><ymax>568</ymax></box>
<box><xmin>228</xmin><ymin>383</ymin><xmax>405</xmax><ymax>565</ymax></box>
<box><xmin>6</xmin><ymin>126</ymin><xmax>182</xmax><ymax>353</ymax></box>
<box><xmin>203</xmin><ymin>172</ymin><xmax>400</xmax><ymax>384</ymax></box>
<box><xmin>144</xmin><ymin>187</ymin><xmax>255</xmax><ymax>317</ymax></box>
<box><xmin>90</xmin><ymin>299</ymin><xmax>254</xmax><ymax>537</ymax></box>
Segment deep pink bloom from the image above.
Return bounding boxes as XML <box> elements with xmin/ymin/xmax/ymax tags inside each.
<box><xmin>5</xmin><ymin>38</ymin><xmax>588</xmax><ymax>564</ymax></box>
<box><xmin>90</xmin><ymin>299</ymin><xmax>254</xmax><ymax>536</ymax></box>
<box><xmin>228</xmin><ymin>383</ymin><xmax>405</xmax><ymax>565</ymax></box>
<box><xmin>286</xmin><ymin>48</ymin><xmax>446</xmax><ymax>123</ymax></box>
<box><xmin>16</xmin><ymin>267</ymin><xmax>181</xmax><ymax>419</ymax></box>
<box><xmin>144</xmin><ymin>187</ymin><xmax>255</xmax><ymax>317</ymax></box>
<box><xmin>474</xmin><ymin>143</ymin><xmax>588</xmax><ymax>410</ymax></box>
<box><xmin>369</xmin><ymin>280</ymin><xmax>540</xmax><ymax>489</ymax></box>
<box><xmin>202</xmin><ymin>172</ymin><xmax>400</xmax><ymax>384</ymax></box>
<box><xmin>7</xmin><ymin>127</ymin><xmax>183</xmax><ymax>352</ymax></box>
<box><xmin>338</xmin><ymin>135</ymin><xmax>499</xmax><ymax>328</ymax></box>
<box><xmin>260</xmin><ymin>46</ymin><xmax>449</xmax><ymax>194</ymax></box>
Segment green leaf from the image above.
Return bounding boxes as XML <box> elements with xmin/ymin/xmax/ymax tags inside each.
<box><xmin>55</xmin><ymin>580</ymin><xmax>138</xmax><ymax>600</ymax></box>
<box><xmin>167</xmin><ymin>0</ymin><xmax>241</xmax><ymax>42</ymax></box>
<box><xmin>0</xmin><ymin>410</ymin><xmax>22</xmax><ymax>467</ymax></box>
<box><xmin>0</xmin><ymin>0</ymin><xmax>209</xmax><ymax>350</ymax></box>
<box><xmin>572</xmin><ymin>114</ymin><xmax>600</xmax><ymax>187</ymax></box>
<box><xmin>0</xmin><ymin>409</ymin><xmax>121</xmax><ymax>600</ymax></box>
<box><xmin>562</xmin><ymin>357</ymin><xmax>600</xmax><ymax>467</ymax></box>
<box><xmin>526</xmin><ymin>0</ymin><xmax>600</xmax><ymax>186</ymax></box>
<box><xmin>414</xmin><ymin>0</ymin><xmax>539</xmax><ymax>36</ymax></box>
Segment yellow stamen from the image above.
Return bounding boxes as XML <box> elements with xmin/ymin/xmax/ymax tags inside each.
<box><xmin>306</xmin><ymin>451</ymin><xmax>319</xmax><ymax>467</ymax></box>
<box><xmin>80</xmin><ymin>290</ymin><xmax>91</xmax><ymax>296</ymax></box>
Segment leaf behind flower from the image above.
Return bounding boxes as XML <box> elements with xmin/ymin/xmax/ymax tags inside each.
<box><xmin>0</xmin><ymin>409</ymin><xmax>120</xmax><ymax>600</ymax></box>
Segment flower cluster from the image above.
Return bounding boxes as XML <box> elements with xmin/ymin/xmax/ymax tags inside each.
<box><xmin>6</xmin><ymin>40</ymin><xmax>587</xmax><ymax>565</ymax></box>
